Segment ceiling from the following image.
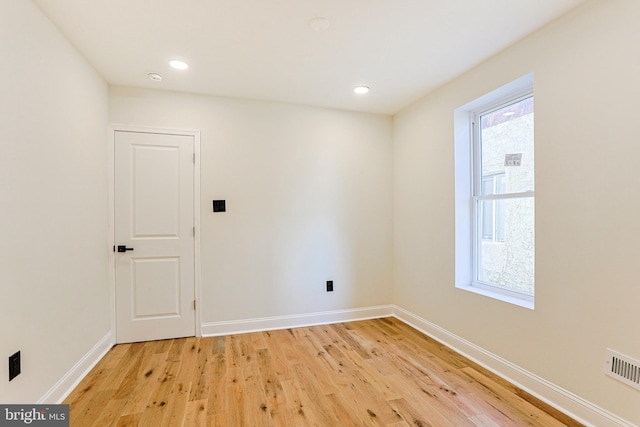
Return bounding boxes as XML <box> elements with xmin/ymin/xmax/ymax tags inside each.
<box><xmin>33</xmin><ymin>0</ymin><xmax>587</xmax><ymax>115</ymax></box>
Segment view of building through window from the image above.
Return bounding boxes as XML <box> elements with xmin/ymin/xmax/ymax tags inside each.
<box><xmin>476</xmin><ymin>96</ymin><xmax>534</xmax><ymax>296</ymax></box>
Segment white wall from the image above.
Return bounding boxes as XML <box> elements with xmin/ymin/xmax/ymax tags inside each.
<box><xmin>0</xmin><ymin>0</ymin><xmax>109</xmax><ymax>402</ymax></box>
<box><xmin>393</xmin><ymin>0</ymin><xmax>640</xmax><ymax>425</ymax></box>
<box><xmin>109</xmin><ymin>87</ymin><xmax>393</xmax><ymax>325</ymax></box>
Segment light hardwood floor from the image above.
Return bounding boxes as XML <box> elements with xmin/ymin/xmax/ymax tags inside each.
<box><xmin>64</xmin><ymin>318</ymin><xmax>583</xmax><ymax>426</ymax></box>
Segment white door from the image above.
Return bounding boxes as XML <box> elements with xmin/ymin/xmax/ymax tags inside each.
<box><xmin>114</xmin><ymin>130</ymin><xmax>195</xmax><ymax>343</ymax></box>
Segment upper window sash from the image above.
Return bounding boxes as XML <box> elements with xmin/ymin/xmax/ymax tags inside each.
<box><xmin>471</xmin><ymin>93</ymin><xmax>534</xmax><ymax>198</ymax></box>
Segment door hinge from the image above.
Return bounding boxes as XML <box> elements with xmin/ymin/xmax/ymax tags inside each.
<box><xmin>193</xmin><ymin>153</ymin><xmax>196</xmax><ymax>164</ymax></box>
<box><xmin>193</xmin><ymin>300</ymin><xmax>196</xmax><ymax>310</ymax></box>
<box><xmin>193</xmin><ymin>226</ymin><xmax>195</xmax><ymax>236</ymax></box>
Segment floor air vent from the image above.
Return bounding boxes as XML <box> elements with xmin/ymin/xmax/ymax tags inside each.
<box><xmin>605</xmin><ymin>349</ymin><xmax>640</xmax><ymax>391</ymax></box>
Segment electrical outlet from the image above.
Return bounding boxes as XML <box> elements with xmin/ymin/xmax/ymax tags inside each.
<box><xmin>9</xmin><ymin>351</ymin><xmax>20</xmax><ymax>381</ymax></box>
<box><xmin>326</xmin><ymin>281</ymin><xmax>333</xmax><ymax>292</ymax></box>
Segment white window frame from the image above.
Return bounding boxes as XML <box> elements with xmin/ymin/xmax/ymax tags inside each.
<box><xmin>454</xmin><ymin>73</ymin><xmax>535</xmax><ymax>310</ymax></box>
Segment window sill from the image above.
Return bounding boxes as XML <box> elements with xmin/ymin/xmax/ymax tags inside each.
<box><xmin>456</xmin><ymin>283</ymin><xmax>534</xmax><ymax>310</ymax></box>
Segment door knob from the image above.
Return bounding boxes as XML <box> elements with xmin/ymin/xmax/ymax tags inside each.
<box><xmin>117</xmin><ymin>245</ymin><xmax>134</xmax><ymax>253</ymax></box>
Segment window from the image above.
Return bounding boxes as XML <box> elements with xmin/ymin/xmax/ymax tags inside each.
<box><xmin>455</xmin><ymin>74</ymin><xmax>534</xmax><ymax>309</ymax></box>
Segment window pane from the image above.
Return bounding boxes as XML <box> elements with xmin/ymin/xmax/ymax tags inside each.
<box><xmin>480</xmin><ymin>97</ymin><xmax>534</xmax><ymax>194</ymax></box>
<box><xmin>495</xmin><ymin>199</ymin><xmax>505</xmax><ymax>242</ymax></box>
<box><xmin>482</xmin><ymin>176</ymin><xmax>494</xmax><ymax>196</ymax></box>
<box><xmin>477</xmin><ymin>197</ymin><xmax>534</xmax><ymax>296</ymax></box>
<box><xmin>496</xmin><ymin>174</ymin><xmax>506</xmax><ymax>193</ymax></box>
<box><xmin>481</xmin><ymin>199</ymin><xmax>493</xmax><ymax>240</ymax></box>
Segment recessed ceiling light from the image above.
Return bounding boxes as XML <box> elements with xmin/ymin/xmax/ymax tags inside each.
<box><xmin>309</xmin><ymin>17</ymin><xmax>331</xmax><ymax>31</ymax></box>
<box><xmin>169</xmin><ymin>60</ymin><xmax>189</xmax><ymax>70</ymax></box>
<box><xmin>147</xmin><ymin>72</ymin><xmax>163</xmax><ymax>82</ymax></box>
<box><xmin>353</xmin><ymin>86</ymin><xmax>370</xmax><ymax>95</ymax></box>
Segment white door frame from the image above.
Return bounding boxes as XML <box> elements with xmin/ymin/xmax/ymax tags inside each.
<box><xmin>108</xmin><ymin>124</ymin><xmax>202</xmax><ymax>342</ymax></box>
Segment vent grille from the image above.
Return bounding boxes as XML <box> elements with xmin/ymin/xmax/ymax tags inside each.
<box><xmin>605</xmin><ymin>349</ymin><xmax>640</xmax><ymax>391</ymax></box>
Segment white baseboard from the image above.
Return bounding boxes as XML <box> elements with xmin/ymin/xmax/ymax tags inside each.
<box><xmin>392</xmin><ymin>305</ymin><xmax>635</xmax><ymax>427</ymax></box>
<box><xmin>38</xmin><ymin>332</ymin><xmax>114</xmax><ymax>404</ymax></box>
<box><xmin>201</xmin><ymin>305</ymin><xmax>394</xmax><ymax>337</ymax></box>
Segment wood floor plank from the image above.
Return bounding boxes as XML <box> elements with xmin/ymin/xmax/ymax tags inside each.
<box><xmin>388</xmin><ymin>397</ymin><xmax>455</xmax><ymax>427</ymax></box>
<box><xmin>90</xmin><ymin>398</ymin><xmax>128</xmax><ymax>427</ymax></box>
<box><xmin>225</xmin><ymin>381</ymin><xmax>245</xmax><ymax>426</ymax></box>
<box><xmin>99</xmin><ymin>343</ymin><xmax>130</xmax><ymax>369</ymax></box>
<box><xmin>175</xmin><ymin>337</ymin><xmax>199</xmax><ymax>383</ymax></box>
<box><xmin>205</xmin><ymin>352</ymin><xmax>228</xmax><ymax>417</ymax></box>
<box><xmin>136</xmin><ymin>340</ymin><xmax>185</xmax><ymax>427</ymax></box>
<box><xmin>69</xmin><ymin>389</ymin><xmax>117</xmax><ymax>426</ymax></box>
<box><xmin>241</xmin><ymin>355</ymin><xmax>273</xmax><ymax>427</ymax></box>
<box><xmin>255</xmin><ymin>348</ymin><xmax>288</xmax><ymax>425</ymax></box>
<box><xmin>112</xmin><ymin>342</ymin><xmax>155</xmax><ymax>400</ymax></box>
<box><xmin>65</xmin><ymin>319</ymin><xmax>584</xmax><ymax>427</ymax></box>
<box><xmin>279</xmin><ymin>379</ymin><xmax>314</xmax><ymax>426</ymax></box>
<box><xmin>263</xmin><ymin>328</ymin><xmax>307</xmax><ymax>385</ymax></box>
<box><xmin>189</xmin><ymin>337</ymin><xmax>212</xmax><ymax>402</ymax></box>
<box><xmin>383</xmin><ymin>372</ymin><xmax>475</xmax><ymax>426</ymax></box>
<box><xmin>118</xmin><ymin>352</ymin><xmax>166</xmax><ymax>416</ymax></box>
<box><xmin>208</xmin><ymin>413</ymin><xmax>227</xmax><ymax>427</ymax></box>
<box><xmin>184</xmin><ymin>399</ymin><xmax>208</xmax><ymax>427</ymax></box>
<box><xmin>291</xmin><ymin>363</ymin><xmax>342</xmax><ymax>426</ymax></box>
<box><xmin>323</xmin><ymin>392</ymin><xmax>370</xmax><ymax>427</ymax></box>
<box><xmin>160</xmin><ymin>382</ymin><xmax>191</xmax><ymax>427</ymax></box>
<box><xmin>114</xmin><ymin>413</ymin><xmax>141</xmax><ymax>427</ymax></box>
<box><xmin>461</xmin><ymin>366</ymin><xmax>571</xmax><ymax>427</ymax></box>
<box><xmin>99</xmin><ymin>342</ymin><xmax>145</xmax><ymax>392</ymax></box>
<box><xmin>63</xmin><ymin>365</ymin><xmax>112</xmax><ymax>411</ymax></box>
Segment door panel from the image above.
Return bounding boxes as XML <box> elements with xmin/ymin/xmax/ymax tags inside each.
<box><xmin>114</xmin><ymin>130</ymin><xmax>195</xmax><ymax>343</ymax></box>
<box><xmin>131</xmin><ymin>257</ymin><xmax>180</xmax><ymax>318</ymax></box>
<box><xmin>131</xmin><ymin>144</ymin><xmax>181</xmax><ymax>237</ymax></box>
